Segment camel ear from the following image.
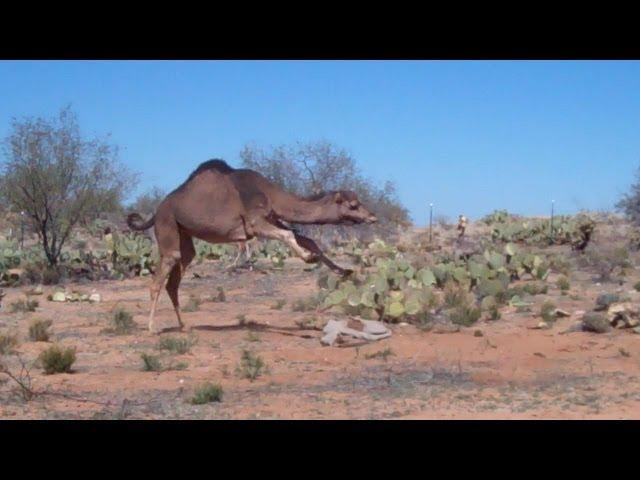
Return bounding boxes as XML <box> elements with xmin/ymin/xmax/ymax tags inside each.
<box><xmin>334</xmin><ymin>192</ymin><xmax>344</xmax><ymax>204</ymax></box>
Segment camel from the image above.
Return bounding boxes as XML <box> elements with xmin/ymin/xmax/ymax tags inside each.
<box><xmin>127</xmin><ymin>159</ymin><xmax>377</xmax><ymax>334</ymax></box>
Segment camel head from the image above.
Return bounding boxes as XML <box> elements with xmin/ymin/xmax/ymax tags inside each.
<box><xmin>331</xmin><ymin>191</ymin><xmax>378</xmax><ymax>225</ymax></box>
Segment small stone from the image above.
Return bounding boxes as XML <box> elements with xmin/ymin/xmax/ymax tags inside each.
<box><xmin>51</xmin><ymin>291</ymin><xmax>67</xmax><ymax>302</ymax></box>
<box><xmin>573</xmin><ymin>310</ymin><xmax>586</xmax><ymax>317</ymax></box>
<box><xmin>474</xmin><ymin>330</ymin><xmax>483</xmax><ymax>337</ymax></box>
<box><xmin>582</xmin><ymin>312</ymin><xmax>612</xmax><ymax>333</ymax></box>
<box><xmin>535</xmin><ymin>322</ymin><xmax>551</xmax><ymax>330</ymax></box>
<box><xmin>89</xmin><ymin>293</ymin><xmax>101</xmax><ymax>303</ymax></box>
<box><xmin>554</xmin><ymin>309</ymin><xmax>571</xmax><ymax>318</ymax></box>
<box><xmin>632</xmin><ymin>326</ymin><xmax>640</xmax><ymax>335</ymax></box>
<box><xmin>595</xmin><ymin>293</ymin><xmax>619</xmax><ymax>311</ymax></box>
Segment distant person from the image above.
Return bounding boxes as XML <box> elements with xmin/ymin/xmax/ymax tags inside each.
<box><xmin>457</xmin><ymin>214</ymin><xmax>468</xmax><ymax>238</ymax></box>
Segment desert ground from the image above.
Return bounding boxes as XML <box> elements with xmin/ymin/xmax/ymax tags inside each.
<box><xmin>2</xmin><ymin>221</ymin><xmax>640</xmax><ymax>420</ymax></box>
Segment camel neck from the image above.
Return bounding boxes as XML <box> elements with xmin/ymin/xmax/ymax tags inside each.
<box><xmin>273</xmin><ymin>193</ymin><xmax>337</xmax><ymax>224</ymax></box>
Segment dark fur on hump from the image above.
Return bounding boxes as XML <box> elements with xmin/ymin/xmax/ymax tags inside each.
<box><xmin>171</xmin><ymin>159</ymin><xmax>236</xmax><ymax>194</ymax></box>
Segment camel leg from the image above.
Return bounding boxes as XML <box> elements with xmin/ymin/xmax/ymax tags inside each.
<box><xmin>148</xmin><ymin>252</ymin><xmax>181</xmax><ymax>334</ymax></box>
<box><xmin>165</xmin><ymin>231</ymin><xmax>195</xmax><ymax>331</ymax></box>
<box><xmin>292</xmin><ymin>232</ymin><xmax>353</xmax><ymax>277</ymax></box>
<box><xmin>267</xmin><ymin>218</ymin><xmax>352</xmax><ymax>276</ymax></box>
<box><xmin>252</xmin><ymin>219</ymin><xmax>318</xmax><ymax>263</ymax></box>
<box><xmin>148</xmin><ymin>216</ymin><xmax>181</xmax><ymax>334</ymax></box>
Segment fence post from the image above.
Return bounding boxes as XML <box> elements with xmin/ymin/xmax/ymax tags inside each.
<box><xmin>549</xmin><ymin>200</ymin><xmax>555</xmax><ymax>243</ymax></box>
<box><xmin>429</xmin><ymin>203</ymin><xmax>434</xmax><ymax>244</ymax></box>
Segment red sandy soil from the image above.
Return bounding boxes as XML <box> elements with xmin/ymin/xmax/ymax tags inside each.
<box><xmin>1</xmin><ymin>256</ymin><xmax>640</xmax><ymax>419</ymax></box>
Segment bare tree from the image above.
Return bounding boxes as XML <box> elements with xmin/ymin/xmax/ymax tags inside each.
<box><xmin>130</xmin><ymin>186</ymin><xmax>166</xmax><ymax>216</ymax></box>
<box><xmin>616</xmin><ymin>165</ymin><xmax>640</xmax><ymax>226</ymax></box>
<box><xmin>0</xmin><ymin>106</ymin><xmax>137</xmax><ymax>266</ymax></box>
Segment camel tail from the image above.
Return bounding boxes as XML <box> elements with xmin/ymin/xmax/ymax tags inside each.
<box><xmin>127</xmin><ymin>213</ymin><xmax>155</xmax><ymax>231</ymax></box>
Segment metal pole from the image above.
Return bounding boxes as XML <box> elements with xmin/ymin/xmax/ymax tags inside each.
<box><xmin>550</xmin><ymin>200</ymin><xmax>555</xmax><ymax>242</ymax></box>
<box><xmin>429</xmin><ymin>203</ymin><xmax>434</xmax><ymax>244</ymax></box>
<box><xmin>20</xmin><ymin>211</ymin><xmax>25</xmax><ymax>249</ymax></box>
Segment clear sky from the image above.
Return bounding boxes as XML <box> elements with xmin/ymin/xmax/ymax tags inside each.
<box><xmin>1</xmin><ymin>60</ymin><xmax>639</xmax><ymax>225</ymax></box>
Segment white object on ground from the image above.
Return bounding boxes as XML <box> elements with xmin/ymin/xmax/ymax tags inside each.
<box><xmin>321</xmin><ymin>318</ymin><xmax>392</xmax><ymax>346</ymax></box>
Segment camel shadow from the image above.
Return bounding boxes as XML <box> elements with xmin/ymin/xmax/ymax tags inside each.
<box><xmin>159</xmin><ymin>321</ymin><xmax>319</xmax><ymax>339</ymax></box>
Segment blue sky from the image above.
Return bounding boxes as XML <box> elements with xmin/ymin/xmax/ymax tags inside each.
<box><xmin>1</xmin><ymin>60</ymin><xmax>639</xmax><ymax>225</ymax></box>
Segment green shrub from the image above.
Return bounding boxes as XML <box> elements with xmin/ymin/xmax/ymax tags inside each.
<box><xmin>39</xmin><ymin>345</ymin><xmax>76</xmax><ymax>374</ymax></box>
<box><xmin>182</xmin><ymin>295</ymin><xmax>202</xmax><ymax>312</ymax></box>
<box><xmin>104</xmin><ymin>308</ymin><xmax>136</xmax><ymax>335</ymax></box>
<box><xmin>522</xmin><ymin>282</ymin><xmax>548</xmax><ymax>296</ymax></box>
<box><xmin>157</xmin><ymin>336</ymin><xmax>193</xmax><ymax>354</ymax></box>
<box><xmin>0</xmin><ymin>332</ymin><xmax>19</xmax><ymax>355</ymax></box>
<box><xmin>270</xmin><ymin>299</ymin><xmax>286</xmax><ymax>310</ymax></box>
<box><xmin>29</xmin><ymin>319</ymin><xmax>52</xmax><ymax>342</ymax></box>
<box><xmin>236</xmin><ymin>349</ymin><xmax>266</xmax><ymax>381</ymax></box>
<box><xmin>10</xmin><ymin>298</ymin><xmax>39</xmax><ymax>313</ymax></box>
<box><xmin>210</xmin><ymin>287</ymin><xmax>226</xmax><ymax>303</ymax></box>
<box><xmin>448</xmin><ymin>305</ymin><xmax>482</xmax><ymax>327</ymax></box>
<box><xmin>291</xmin><ymin>296</ymin><xmax>320</xmax><ymax>312</ymax></box>
<box><xmin>556</xmin><ymin>276</ymin><xmax>570</xmax><ymax>291</ymax></box>
<box><xmin>245</xmin><ymin>331</ymin><xmax>261</xmax><ymax>342</ymax></box>
<box><xmin>634</xmin><ymin>281</ymin><xmax>640</xmax><ymax>292</ymax></box>
<box><xmin>140</xmin><ymin>353</ymin><xmax>162</xmax><ymax>372</ymax></box>
<box><xmin>540</xmin><ymin>301</ymin><xmax>557</xmax><ymax>323</ymax></box>
<box><xmin>191</xmin><ymin>382</ymin><xmax>223</xmax><ymax>404</ymax></box>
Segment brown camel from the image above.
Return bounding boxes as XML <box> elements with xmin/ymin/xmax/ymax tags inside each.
<box><xmin>127</xmin><ymin>159</ymin><xmax>377</xmax><ymax>333</ymax></box>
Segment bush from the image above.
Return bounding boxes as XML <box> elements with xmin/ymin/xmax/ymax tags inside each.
<box><xmin>10</xmin><ymin>298</ymin><xmax>39</xmax><ymax>313</ymax></box>
<box><xmin>210</xmin><ymin>287</ymin><xmax>226</xmax><ymax>303</ymax></box>
<box><xmin>270</xmin><ymin>299</ymin><xmax>286</xmax><ymax>310</ymax></box>
<box><xmin>291</xmin><ymin>295</ymin><xmax>320</xmax><ymax>312</ymax></box>
<box><xmin>236</xmin><ymin>349</ymin><xmax>266</xmax><ymax>381</ymax></box>
<box><xmin>104</xmin><ymin>308</ymin><xmax>136</xmax><ymax>335</ymax></box>
<box><xmin>191</xmin><ymin>383</ymin><xmax>223</xmax><ymax>404</ymax></box>
<box><xmin>0</xmin><ymin>332</ymin><xmax>19</xmax><ymax>355</ymax></box>
<box><xmin>539</xmin><ymin>301</ymin><xmax>557</xmax><ymax>323</ymax></box>
<box><xmin>182</xmin><ymin>295</ymin><xmax>202</xmax><ymax>312</ymax></box>
<box><xmin>157</xmin><ymin>336</ymin><xmax>193</xmax><ymax>355</ymax></box>
<box><xmin>39</xmin><ymin>344</ymin><xmax>76</xmax><ymax>374</ymax></box>
<box><xmin>140</xmin><ymin>353</ymin><xmax>162</xmax><ymax>372</ymax></box>
<box><xmin>522</xmin><ymin>282</ymin><xmax>548</xmax><ymax>296</ymax></box>
<box><xmin>448</xmin><ymin>305</ymin><xmax>482</xmax><ymax>327</ymax></box>
<box><xmin>29</xmin><ymin>319</ymin><xmax>52</xmax><ymax>342</ymax></box>
<box><xmin>556</xmin><ymin>276</ymin><xmax>570</xmax><ymax>291</ymax></box>
<box><xmin>634</xmin><ymin>281</ymin><xmax>640</xmax><ymax>292</ymax></box>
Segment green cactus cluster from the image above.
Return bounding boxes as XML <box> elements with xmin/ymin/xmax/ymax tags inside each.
<box><xmin>490</xmin><ymin>213</ymin><xmax>596</xmax><ymax>248</ymax></box>
<box><xmin>481</xmin><ymin>209</ymin><xmax>513</xmax><ymax>225</ymax></box>
<box><xmin>105</xmin><ymin>231</ymin><xmax>155</xmax><ymax>277</ymax></box>
<box><xmin>318</xmin><ymin>239</ymin><xmax>551</xmax><ymax>325</ymax></box>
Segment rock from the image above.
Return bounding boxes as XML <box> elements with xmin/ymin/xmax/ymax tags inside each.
<box><xmin>51</xmin><ymin>291</ymin><xmax>67</xmax><ymax>302</ymax></box>
<box><xmin>554</xmin><ymin>309</ymin><xmax>571</xmax><ymax>318</ymax></box>
<box><xmin>474</xmin><ymin>330</ymin><xmax>484</xmax><ymax>337</ymax></box>
<box><xmin>582</xmin><ymin>312</ymin><xmax>612</xmax><ymax>333</ymax></box>
<box><xmin>26</xmin><ymin>286</ymin><xmax>44</xmax><ymax>296</ymax></box>
<box><xmin>573</xmin><ymin>310</ymin><xmax>586</xmax><ymax>317</ymax></box>
<box><xmin>7</xmin><ymin>268</ymin><xmax>23</xmax><ymax>279</ymax></box>
<box><xmin>632</xmin><ymin>326</ymin><xmax>640</xmax><ymax>335</ymax></box>
<box><xmin>89</xmin><ymin>293</ymin><xmax>101</xmax><ymax>303</ymax></box>
<box><xmin>595</xmin><ymin>293</ymin><xmax>619</xmax><ymax>311</ymax></box>
<box><xmin>535</xmin><ymin>321</ymin><xmax>552</xmax><ymax>330</ymax></box>
<box><xmin>607</xmin><ymin>302</ymin><xmax>640</xmax><ymax>328</ymax></box>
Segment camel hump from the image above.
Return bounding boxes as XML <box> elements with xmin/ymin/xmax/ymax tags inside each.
<box><xmin>194</xmin><ymin>159</ymin><xmax>235</xmax><ymax>175</ymax></box>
